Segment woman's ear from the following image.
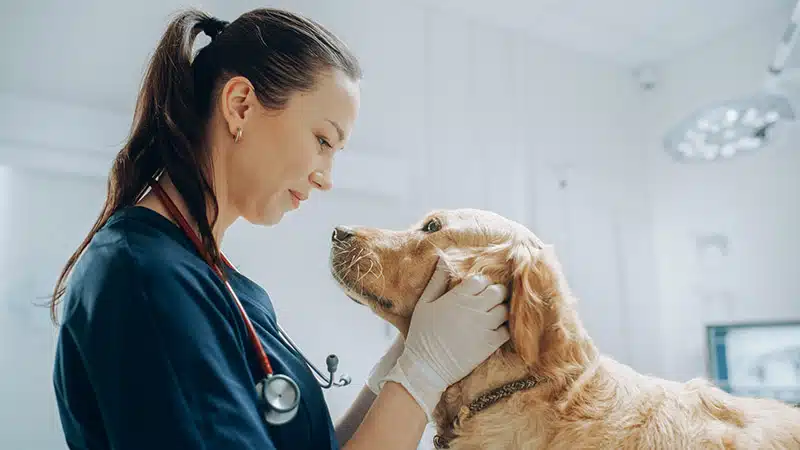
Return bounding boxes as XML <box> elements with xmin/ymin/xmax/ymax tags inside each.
<box><xmin>219</xmin><ymin>76</ymin><xmax>256</xmax><ymax>135</ymax></box>
<box><xmin>507</xmin><ymin>243</ymin><xmax>563</xmax><ymax>368</ymax></box>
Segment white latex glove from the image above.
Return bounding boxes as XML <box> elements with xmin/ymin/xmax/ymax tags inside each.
<box><xmin>380</xmin><ymin>259</ymin><xmax>510</xmax><ymax>421</ymax></box>
<box><xmin>366</xmin><ymin>334</ymin><xmax>404</xmax><ymax>395</ymax></box>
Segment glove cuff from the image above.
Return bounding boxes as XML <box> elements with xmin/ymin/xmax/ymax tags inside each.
<box><xmin>381</xmin><ymin>352</ymin><xmax>446</xmax><ymax>422</ymax></box>
<box><xmin>367</xmin><ymin>337</ymin><xmax>406</xmax><ymax>395</ymax></box>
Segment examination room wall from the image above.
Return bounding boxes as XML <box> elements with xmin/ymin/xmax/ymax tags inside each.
<box><xmin>645</xmin><ymin>9</ymin><xmax>800</xmax><ymax>383</ymax></box>
<box><xmin>0</xmin><ymin>0</ymin><xmax>755</xmax><ymax>449</ymax></box>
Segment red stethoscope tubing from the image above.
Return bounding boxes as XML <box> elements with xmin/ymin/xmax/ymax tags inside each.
<box><xmin>147</xmin><ymin>181</ymin><xmax>275</xmax><ymax>378</ymax></box>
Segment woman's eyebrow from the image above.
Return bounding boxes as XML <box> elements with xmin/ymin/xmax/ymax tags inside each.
<box><xmin>326</xmin><ymin>119</ymin><xmax>344</xmax><ymax>143</ymax></box>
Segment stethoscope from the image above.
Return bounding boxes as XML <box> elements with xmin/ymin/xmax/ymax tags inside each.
<box><xmin>146</xmin><ymin>180</ymin><xmax>351</xmax><ymax>426</ymax></box>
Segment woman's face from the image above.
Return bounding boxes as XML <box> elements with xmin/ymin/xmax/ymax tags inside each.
<box><xmin>216</xmin><ymin>68</ymin><xmax>360</xmax><ymax>226</ymax></box>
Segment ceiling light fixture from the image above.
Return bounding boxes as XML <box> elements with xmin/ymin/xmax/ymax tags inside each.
<box><xmin>663</xmin><ymin>0</ymin><xmax>800</xmax><ymax>162</ymax></box>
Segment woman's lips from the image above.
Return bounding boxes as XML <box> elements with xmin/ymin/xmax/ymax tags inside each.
<box><xmin>289</xmin><ymin>190</ymin><xmax>306</xmax><ymax>208</ymax></box>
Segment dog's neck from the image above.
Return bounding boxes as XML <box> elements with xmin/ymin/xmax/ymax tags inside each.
<box><xmin>431</xmin><ymin>320</ymin><xmax>599</xmax><ymax>449</ymax></box>
<box><xmin>433</xmin><ymin>370</ymin><xmax>541</xmax><ymax>449</ymax></box>
<box><xmin>423</xmin><ymin>248</ymin><xmax>598</xmax><ymax>447</ymax></box>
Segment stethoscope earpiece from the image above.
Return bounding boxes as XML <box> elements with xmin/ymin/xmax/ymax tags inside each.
<box><xmin>257</xmin><ymin>374</ymin><xmax>301</xmax><ymax>426</ymax></box>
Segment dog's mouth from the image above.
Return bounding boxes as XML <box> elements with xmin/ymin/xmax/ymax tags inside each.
<box><xmin>329</xmin><ymin>245</ymin><xmax>394</xmax><ymax>310</ymax></box>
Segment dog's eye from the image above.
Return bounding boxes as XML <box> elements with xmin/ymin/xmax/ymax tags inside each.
<box><xmin>422</xmin><ymin>218</ymin><xmax>442</xmax><ymax>233</ymax></box>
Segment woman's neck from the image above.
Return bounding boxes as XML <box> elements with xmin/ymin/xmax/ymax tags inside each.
<box><xmin>137</xmin><ymin>173</ymin><xmax>235</xmax><ymax>244</ymax></box>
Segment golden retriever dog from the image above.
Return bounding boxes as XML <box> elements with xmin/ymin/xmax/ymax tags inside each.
<box><xmin>329</xmin><ymin>208</ymin><xmax>800</xmax><ymax>450</ymax></box>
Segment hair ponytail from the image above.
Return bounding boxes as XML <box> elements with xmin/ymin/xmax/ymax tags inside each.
<box><xmin>50</xmin><ymin>7</ymin><xmax>362</xmax><ymax>324</ymax></box>
<box><xmin>49</xmin><ymin>9</ymin><xmax>225</xmax><ymax>323</ymax></box>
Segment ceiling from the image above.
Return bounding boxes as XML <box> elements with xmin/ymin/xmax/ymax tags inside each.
<box><xmin>0</xmin><ymin>0</ymin><xmax>796</xmax><ymax>112</ymax></box>
<box><xmin>416</xmin><ymin>0</ymin><xmax>798</xmax><ymax>67</ymax></box>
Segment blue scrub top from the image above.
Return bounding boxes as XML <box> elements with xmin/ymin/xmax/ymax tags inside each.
<box><xmin>52</xmin><ymin>206</ymin><xmax>340</xmax><ymax>450</ymax></box>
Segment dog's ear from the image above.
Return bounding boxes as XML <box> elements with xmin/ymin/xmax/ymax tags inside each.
<box><xmin>507</xmin><ymin>243</ymin><xmax>566</xmax><ymax>368</ymax></box>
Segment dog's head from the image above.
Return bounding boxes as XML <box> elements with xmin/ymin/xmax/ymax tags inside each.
<box><xmin>329</xmin><ymin>208</ymin><xmax>591</xmax><ymax>372</ymax></box>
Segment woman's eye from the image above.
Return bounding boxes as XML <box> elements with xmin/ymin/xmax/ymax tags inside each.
<box><xmin>422</xmin><ymin>218</ymin><xmax>442</xmax><ymax>233</ymax></box>
<box><xmin>318</xmin><ymin>136</ymin><xmax>332</xmax><ymax>150</ymax></box>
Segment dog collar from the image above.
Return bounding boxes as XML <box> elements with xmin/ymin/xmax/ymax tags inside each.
<box><xmin>433</xmin><ymin>376</ymin><xmax>540</xmax><ymax>449</ymax></box>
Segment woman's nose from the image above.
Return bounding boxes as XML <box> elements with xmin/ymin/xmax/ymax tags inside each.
<box><xmin>310</xmin><ymin>170</ymin><xmax>332</xmax><ymax>191</ymax></box>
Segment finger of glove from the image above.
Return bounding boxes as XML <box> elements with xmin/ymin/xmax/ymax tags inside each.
<box><xmin>471</xmin><ymin>283</ymin><xmax>508</xmax><ymax>311</ymax></box>
<box><xmin>452</xmin><ymin>273</ymin><xmax>492</xmax><ymax>296</ymax></box>
<box><xmin>482</xmin><ymin>303</ymin><xmax>510</xmax><ymax>330</ymax></box>
<box><xmin>486</xmin><ymin>324</ymin><xmax>511</xmax><ymax>348</ymax></box>
<box><xmin>418</xmin><ymin>258</ymin><xmax>450</xmax><ymax>303</ymax></box>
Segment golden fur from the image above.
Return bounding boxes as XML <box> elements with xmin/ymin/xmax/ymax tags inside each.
<box><xmin>329</xmin><ymin>208</ymin><xmax>800</xmax><ymax>449</ymax></box>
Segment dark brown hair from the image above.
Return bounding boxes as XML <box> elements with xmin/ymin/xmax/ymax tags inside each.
<box><xmin>49</xmin><ymin>8</ymin><xmax>361</xmax><ymax>323</ymax></box>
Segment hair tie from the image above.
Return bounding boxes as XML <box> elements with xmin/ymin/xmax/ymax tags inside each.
<box><xmin>200</xmin><ymin>17</ymin><xmax>229</xmax><ymax>41</ymax></box>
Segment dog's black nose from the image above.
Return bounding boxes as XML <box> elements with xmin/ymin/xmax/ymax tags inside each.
<box><xmin>332</xmin><ymin>226</ymin><xmax>354</xmax><ymax>242</ymax></box>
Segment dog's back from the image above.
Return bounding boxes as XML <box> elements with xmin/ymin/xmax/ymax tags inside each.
<box><xmin>446</xmin><ymin>355</ymin><xmax>800</xmax><ymax>450</ymax></box>
<box><xmin>542</xmin><ymin>356</ymin><xmax>800</xmax><ymax>450</ymax></box>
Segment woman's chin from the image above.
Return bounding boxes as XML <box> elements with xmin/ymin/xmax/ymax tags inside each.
<box><xmin>260</xmin><ymin>210</ymin><xmax>285</xmax><ymax>226</ymax></box>
<box><xmin>242</xmin><ymin>204</ymin><xmax>285</xmax><ymax>227</ymax></box>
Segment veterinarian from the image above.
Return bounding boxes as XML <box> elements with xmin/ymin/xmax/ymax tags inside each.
<box><xmin>49</xmin><ymin>7</ymin><xmax>510</xmax><ymax>450</ymax></box>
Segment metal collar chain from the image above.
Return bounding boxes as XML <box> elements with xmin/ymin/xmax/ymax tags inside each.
<box><xmin>433</xmin><ymin>376</ymin><xmax>540</xmax><ymax>449</ymax></box>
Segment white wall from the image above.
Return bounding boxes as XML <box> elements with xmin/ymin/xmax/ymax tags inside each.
<box><xmin>0</xmin><ymin>1</ymin><xmax>657</xmax><ymax>449</ymax></box>
<box><xmin>0</xmin><ymin>168</ymin><xmax>108</xmax><ymax>450</ymax></box>
<box><xmin>646</xmin><ymin>9</ymin><xmax>800</xmax><ymax>383</ymax></box>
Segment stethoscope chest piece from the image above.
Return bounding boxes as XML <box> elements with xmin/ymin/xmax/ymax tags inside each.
<box><xmin>256</xmin><ymin>374</ymin><xmax>301</xmax><ymax>426</ymax></box>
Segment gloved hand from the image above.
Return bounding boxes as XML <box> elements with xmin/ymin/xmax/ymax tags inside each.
<box><xmin>380</xmin><ymin>259</ymin><xmax>510</xmax><ymax>421</ymax></box>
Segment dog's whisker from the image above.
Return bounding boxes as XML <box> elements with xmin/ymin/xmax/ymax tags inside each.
<box><xmin>334</xmin><ymin>247</ymin><xmax>356</xmax><ymax>258</ymax></box>
<box><xmin>352</xmin><ymin>257</ymin><xmax>371</xmax><ymax>280</ymax></box>
<box><xmin>337</xmin><ymin>243</ymin><xmax>355</xmax><ymax>254</ymax></box>
<box><xmin>332</xmin><ymin>259</ymin><xmax>350</xmax><ymax>272</ymax></box>
<box><xmin>355</xmin><ymin>265</ymin><xmax>361</xmax><ymax>287</ymax></box>
<box><xmin>368</xmin><ymin>251</ymin><xmax>387</xmax><ymax>297</ymax></box>
<box><xmin>357</xmin><ymin>261</ymin><xmax>371</xmax><ymax>281</ymax></box>
<box><xmin>345</xmin><ymin>248</ymin><xmax>365</xmax><ymax>271</ymax></box>
<box><xmin>371</xmin><ymin>251</ymin><xmax>384</xmax><ymax>279</ymax></box>
<box><xmin>357</xmin><ymin>260</ymin><xmax>375</xmax><ymax>283</ymax></box>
